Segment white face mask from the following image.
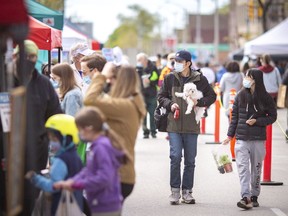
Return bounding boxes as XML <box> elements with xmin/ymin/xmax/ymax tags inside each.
<box><xmin>174</xmin><ymin>62</ymin><xmax>184</xmax><ymax>73</ymax></box>
<box><xmin>243</xmin><ymin>78</ymin><xmax>254</xmax><ymax>89</ymax></box>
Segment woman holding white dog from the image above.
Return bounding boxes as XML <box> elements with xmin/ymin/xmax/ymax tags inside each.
<box><xmin>84</xmin><ymin>64</ymin><xmax>146</xmax><ymax>201</ymax></box>
<box><xmin>158</xmin><ymin>50</ymin><xmax>216</xmax><ymax>205</ymax></box>
<box><xmin>223</xmin><ymin>68</ymin><xmax>277</xmax><ymax>209</ymax></box>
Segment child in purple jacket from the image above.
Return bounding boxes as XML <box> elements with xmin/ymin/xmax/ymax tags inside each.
<box><xmin>54</xmin><ymin>107</ymin><xmax>129</xmax><ymax>216</ymax></box>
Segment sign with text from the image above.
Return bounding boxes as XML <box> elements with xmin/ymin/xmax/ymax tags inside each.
<box><xmin>0</xmin><ymin>92</ymin><xmax>10</xmax><ymax>132</ymax></box>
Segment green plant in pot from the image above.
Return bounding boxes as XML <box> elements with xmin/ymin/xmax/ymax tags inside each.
<box><xmin>213</xmin><ymin>152</ymin><xmax>225</xmax><ymax>174</ymax></box>
<box><xmin>219</xmin><ymin>154</ymin><xmax>233</xmax><ymax>173</ymax></box>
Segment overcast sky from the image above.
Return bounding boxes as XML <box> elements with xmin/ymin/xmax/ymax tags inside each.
<box><xmin>65</xmin><ymin>0</ymin><xmax>229</xmax><ymax>43</ymax></box>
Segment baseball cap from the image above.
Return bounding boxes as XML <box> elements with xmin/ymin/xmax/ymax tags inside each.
<box><xmin>175</xmin><ymin>50</ymin><xmax>192</xmax><ymax>62</ymax></box>
<box><xmin>72</xmin><ymin>43</ymin><xmax>95</xmax><ymax>57</ymax></box>
<box><xmin>14</xmin><ymin>40</ymin><xmax>39</xmax><ymax>55</ymax></box>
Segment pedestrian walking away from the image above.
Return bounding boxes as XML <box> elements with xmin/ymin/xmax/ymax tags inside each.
<box><xmin>84</xmin><ymin>65</ymin><xmax>146</xmax><ymax>201</ymax></box>
<box><xmin>158</xmin><ymin>50</ymin><xmax>216</xmax><ymax>205</ymax></box>
<box><xmin>223</xmin><ymin>68</ymin><xmax>277</xmax><ymax>210</ymax></box>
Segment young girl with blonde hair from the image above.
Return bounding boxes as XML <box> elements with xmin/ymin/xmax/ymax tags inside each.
<box><xmin>84</xmin><ymin>65</ymin><xmax>146</xmax><ymax>200</ymax></box>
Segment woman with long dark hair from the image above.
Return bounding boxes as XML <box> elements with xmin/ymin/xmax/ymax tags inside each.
<box><xmin>223</xmin><ymin>68</ymin><xmax>277</xmax><ymax>210</ymax></box>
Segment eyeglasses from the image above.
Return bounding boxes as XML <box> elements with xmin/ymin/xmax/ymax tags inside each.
<box><xmin>82</xmin><ymin>68</ymin><xmax>94</xmax><ymax>74</ymax></box>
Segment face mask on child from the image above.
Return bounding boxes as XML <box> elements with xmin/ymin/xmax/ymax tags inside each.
<box><xmin>49</xmin><ymin>140</ymin><xmax>61</xmax><ymax>153</ymax></box>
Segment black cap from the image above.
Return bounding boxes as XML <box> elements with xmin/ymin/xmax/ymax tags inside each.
<box><xmin>175</xmin><ymin>50</ymin><xmax>192</xmax><ymax>62</ymax></box>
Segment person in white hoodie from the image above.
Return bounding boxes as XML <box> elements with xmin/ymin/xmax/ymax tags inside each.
<box><xmin>220</xmin><ymin>61</ymin><xmax>243</xmax><ymax>117</ymax></box>
<box><xmin>258</xmin><ymin>54</ymin><xmax>282</xmax><ymax>103</ymax></box>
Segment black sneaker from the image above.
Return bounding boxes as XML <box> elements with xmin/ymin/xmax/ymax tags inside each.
<box><xmin>151</xmin><ymin>133</ymin><xmax>157</xmax><ymax>138</ymax></box>
<box><xmin>237</xmin><ymin>197</ymin><xmax>253</xmax><ymax>210</ymax></box>
<box><xmin>251</xmin><ymin>196</ymin><xmax>259</xmax><ymax>207</ymax></box>
<box><xmin>143</xmin><ymin>134</ymin><xmax>149</xmax><ymax>139</ymax></box>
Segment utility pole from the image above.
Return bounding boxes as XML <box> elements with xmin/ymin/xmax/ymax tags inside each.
<box><xmin>214</xmin><ymin>0</ymin><xmax>219</xmax><ymax>62</ymax></box>
<box><xmin>195</xmin><ymin>0</ymin><xmax>202</xmax><ymax>61</ymax></box>
<box><xmin>229</xmin><ymin>0</ymin><xmax>238</xmax><ymax>51</ymax></box>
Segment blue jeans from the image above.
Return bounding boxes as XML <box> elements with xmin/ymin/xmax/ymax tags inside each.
<box><xmin>169</xmin><ymin>133</ymin><xmax>198</xmax><ymax>191</ymax></box>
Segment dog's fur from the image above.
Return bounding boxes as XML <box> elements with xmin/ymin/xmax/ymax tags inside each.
<box><xmin>175</xmin><ymin>82</ymin><xmax>204</xmax><ymax>123</ymax></box>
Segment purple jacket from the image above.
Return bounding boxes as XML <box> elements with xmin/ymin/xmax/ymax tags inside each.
<box><xmin>72</xmin><ymin>135</ymin><xmax>123</xmax><ymax>213</ymax></box>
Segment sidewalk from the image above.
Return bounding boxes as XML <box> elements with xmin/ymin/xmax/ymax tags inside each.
<box><xmin>122</xmin><ymin>105</ymin><xmax>288</xmax><ymax>216</ymax></box>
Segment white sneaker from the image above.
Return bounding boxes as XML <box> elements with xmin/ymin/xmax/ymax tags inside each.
<box><xmin>182</xmin><ymin>190</ymin><xmax>195</xmax><ymax>204</ymax></box>
<box><xmin>169</xmin><ymin>188</ymin><xmax>181</xmax><ymax>205</ymax></box>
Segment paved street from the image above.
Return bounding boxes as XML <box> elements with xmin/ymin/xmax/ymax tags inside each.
<box><xmin>122</xmin><ymin>105</ymin><xmax>288</xmax><ymax>216</ymax></box>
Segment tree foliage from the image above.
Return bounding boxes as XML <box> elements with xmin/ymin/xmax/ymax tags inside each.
<box><xmin>257</xmin><ymin>0</ymin><xmax>273</xmax><ymax>32</ymax></box>
<box><xmin>35</xmin><ymin>0</ymin><xmax>64</xmax><ymax>12</ymax></box>
<box><xmin>106</xmin><ymin>4</ymin><xmax>160</xmax><ymax>51</ymax></box>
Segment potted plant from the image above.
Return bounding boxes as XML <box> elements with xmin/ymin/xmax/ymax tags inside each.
<box><xmin>212</xmin><ymin>152</ymin><xmax>225</xmax><ymax>174</ymax></box>
<box><xmin>219</xmin><ymin>154</ymin><xmax>233</xmax><ymax>173</ymax></box>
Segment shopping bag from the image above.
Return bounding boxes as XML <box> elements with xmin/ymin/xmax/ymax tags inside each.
<box><xmin>77</xmin><ymin>141</ymin><xmax>87</xmax><ymax>165</ymax></box>
<box><xmin>55</xmin><ymin>190</ymin><xmax>83</xmax><ymax>216</ymax></box>
<box><xmin>277</xmin><ymin>84</ymin><xmax>287</xmax><ymax>108</ymax></box>
<box><xmin>154</xmin><ymin>105</ymin><xmax>168</xmax><ymax>132</ymax></box>
<box><xmin>31</xmin><ymin>191</ymin><xmax>52</xmax><ymax>216</ymax></box>
<box><xmin>212</xmin><ymin>143</ymin><xmax>233</xmax><ymax>174</ymax></box>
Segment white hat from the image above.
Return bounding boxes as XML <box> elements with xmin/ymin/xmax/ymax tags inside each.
<box><xmin>112</xmin><ymin>46</ymin><xmax>129</xmax><ymax>66</ymax></box>
<box><xmin>72</xmin><ymin>43</ymin><xmax>95</xmax><ymax>57</ymax></box>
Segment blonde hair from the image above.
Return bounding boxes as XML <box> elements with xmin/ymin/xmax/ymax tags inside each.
<box><xmin>261</xmin><ymin>54</ymin><xmax>271</xmax><ymax>65</ymax></box>
<box><xmin>110</xmin><ymin>65</ymin><xmax>142</xmax><ymax>98</ymax></box>
<box><xmin>52</xmin><ymin>63</ymin><xmax>78</xmax><ymax>100</ymax></box>
<box><xmin>75</xmin><ymin>106</ymin><xmax>131</xmax><ymax>163</ymax></box>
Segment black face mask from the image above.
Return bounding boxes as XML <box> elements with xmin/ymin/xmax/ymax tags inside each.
<box><xmin>16</xmin><ymin>58</ymin><xmax>36</xmax><ymax>83</ymax></box>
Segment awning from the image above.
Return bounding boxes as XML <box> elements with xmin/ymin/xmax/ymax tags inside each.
<box><xmin>28</xmin><ymin>16</ymin><xmax>62</xmax><ymax>50</ymax></box>
<box><xmin>26</xmin><ymin>0</ymin><xmax>63</xmax><ymax>30</ymax></box>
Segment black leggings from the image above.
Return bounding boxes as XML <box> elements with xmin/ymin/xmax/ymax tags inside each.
<box><xmin>121</xmin><ymin>183</ymin><xmax>134</xmax><ymax>201</ymax></box>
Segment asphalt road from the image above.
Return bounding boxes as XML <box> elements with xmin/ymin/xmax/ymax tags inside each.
<box><xmin>122</xmin><ymin>106</ymin><xmax>288</xmax><ymax>216</ymax></box>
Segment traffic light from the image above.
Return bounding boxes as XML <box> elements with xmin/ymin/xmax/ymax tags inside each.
<box><xmin>248</xmin><ymin>0</ymin><xmax>254</xmax><ymax>21</ymax></box>
<box><xmin>258</xmin><ymin>6</ymin><xmax>263</xmax><ymax>19</ymax></box>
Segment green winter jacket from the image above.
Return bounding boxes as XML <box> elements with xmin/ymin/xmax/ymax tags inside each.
<box><xmin>158</xmin><ymin>70</ymin><xmax>216</xmax><ymax>133</ymax></box>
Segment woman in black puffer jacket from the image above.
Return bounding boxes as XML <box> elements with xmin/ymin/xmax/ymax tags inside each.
<box><xmin>223</xmin><ymin>69</ymin><xmax>277</xmax><ymax>210</ymax></box>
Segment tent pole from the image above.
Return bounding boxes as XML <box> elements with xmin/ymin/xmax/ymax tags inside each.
<box><xmin>58</xmin><ymin>48</ymin><xmax>61</xmax><ymax>63</ymax></box>
<box><xmin>48</xmin><ymin>50</ymin><xmax>51</xmax><ymax>75</ymax></box>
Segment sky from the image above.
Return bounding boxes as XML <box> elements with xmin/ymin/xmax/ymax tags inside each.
<box><xmin>65</xmin><ymin>0</ymin><xmax>229</xmax><ymax>43</ymax></box>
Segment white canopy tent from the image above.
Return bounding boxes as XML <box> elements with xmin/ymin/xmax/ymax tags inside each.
<box><xmin>62</xmin><ymin>25</ymin><xmax>88</xmax><ymax>51</ymax></box>
<box><xmin>244</xmin><ymin>18</ymin><xmax>288</xmax><ymax>55</ymax></box>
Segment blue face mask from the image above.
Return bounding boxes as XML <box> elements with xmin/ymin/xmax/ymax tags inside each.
<box><xmin>174</xmin><ymin>62</ymin><xmax>184</xmax><ymax>73</ymax></box>
<box><xmin>50</xmin><ymin>79</ymin><xmax>59</xmax><ymax>89</ymax></box>
<box><xmin>83</xmin><ymin>76</ymin><xmax>91</xmax><ymax>85</ymax></box>
<box><xmin>49</xmin><ymin>140</ymin><xmax>61</xmax><ymax>153</ymax></box>
<box><xmin>136</xmin><ymin>63</ymin><xmax>143</xmax><ymax>68</ymax></box>
<box><xmin>243</xmin><ymin>79</ymin><xmax>253</xmax><ymax>88</ymax></box>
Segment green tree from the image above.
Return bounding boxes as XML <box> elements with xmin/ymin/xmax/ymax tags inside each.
<box><xmin>35</xmin><ymin>0</ymin><xmax>64</xmax><ymax>12</ymax></box>
<box><xmin>106</xmin><ymin>4</ymin><xmax>160</xmax><ymax>52</ymax></box>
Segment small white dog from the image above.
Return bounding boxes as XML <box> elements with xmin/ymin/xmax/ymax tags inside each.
<box><xmin>175</xmin><ymin>82</ymin><xmax>204</xmax><ymax>123</ymax></box>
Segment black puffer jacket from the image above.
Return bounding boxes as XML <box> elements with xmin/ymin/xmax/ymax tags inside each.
<box><xmin>227</xmin><ymin>89</ymin><xmax>277</xmax><ymax>140</ymax></box>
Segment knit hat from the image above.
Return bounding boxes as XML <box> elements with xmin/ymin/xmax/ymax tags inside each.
<box><xmin>14</xmin><ymin>40</ymin><xmax>39</xmax><ymax>55</ymax></box>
